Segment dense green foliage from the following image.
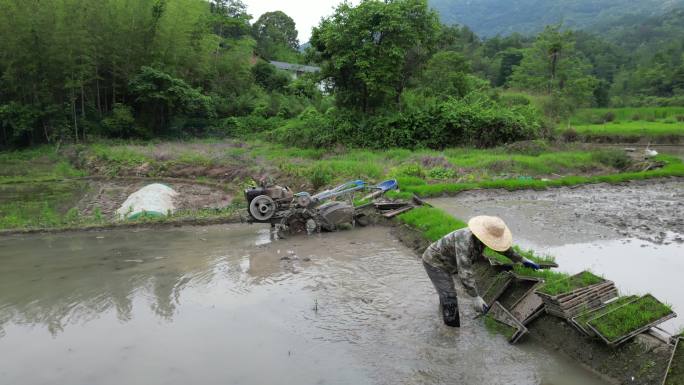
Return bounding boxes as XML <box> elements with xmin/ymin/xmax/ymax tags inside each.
<box><xmin>429</xmin><ymin>0</ymin><xmax>684</xmax><ymax>37</ymax></box>
<box><xmin>1</xmin><ymin>0</ymin><xmax>683</xmax><ymax>150</ymax></box>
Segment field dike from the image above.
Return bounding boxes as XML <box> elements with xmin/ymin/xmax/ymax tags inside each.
<box><xmin>388</xmin><ymin>207</ymin><xmax>674</xmax><ymax>385</ymax></box>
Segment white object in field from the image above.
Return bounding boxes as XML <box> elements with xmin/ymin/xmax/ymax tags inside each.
<box><xmin>644</xmin><ymin>148</ymin><xmax>658</xmax><ymax>158</ymax></box>
<box><xmin>116</xmin><ymin>183</ymin><xmax>178</xmax><ymax>220</ymax></box>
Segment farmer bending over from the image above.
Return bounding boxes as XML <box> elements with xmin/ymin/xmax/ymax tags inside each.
<box><xmin>422</xmin><ymin>215</ymin><xmax>540</xmax><ymax>327</ymax></box>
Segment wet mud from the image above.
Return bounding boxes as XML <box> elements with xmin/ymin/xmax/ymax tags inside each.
<box><xmin>430</xmin><ymin>178</ymin><xmax>684</xmax><ymax>245</ymax></box>
<box><xmin>0</xmin><ymin>225</ymin><xmax>609</xmax><ymax>385</ymax></box>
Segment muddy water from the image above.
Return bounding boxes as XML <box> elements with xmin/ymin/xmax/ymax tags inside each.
<box><xmin>431</xmin><ymin>179</ymin><xmax>684</xmax><ymax>334</ymax></box>
<box><xmin>0</xmin><ymin>225</ymin><xmax>608</xmax><ymax>385</ymax></box>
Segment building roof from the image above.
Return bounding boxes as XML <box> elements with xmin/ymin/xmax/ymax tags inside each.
<box><xmin>269</xmin><ymin>61</ymin><xmax>321</xmax><ymax>73</ymax></box>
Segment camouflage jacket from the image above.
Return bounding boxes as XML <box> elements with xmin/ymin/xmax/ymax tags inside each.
<box><xmin>422</xmin><ymin>228</ymin><xmax>523</xmax><ymax>297</ymax></box>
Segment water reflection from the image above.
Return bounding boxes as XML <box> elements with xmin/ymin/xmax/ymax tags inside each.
<box><xmin>0</xmin><ymin>225</ymin><xmax>273</xmax><ymax>335</ymax></box>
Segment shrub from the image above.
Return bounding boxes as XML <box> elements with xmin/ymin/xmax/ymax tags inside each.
<box><xmin>393</xmin><ymin>163</ymin><xmax>425</xmax><ymax>178</ymax></box>
<box><xmin>308</xmin><ymin>164</ymin><xmax>333</xmax><ymax>189</ymax></box>
<box><xmin>592</xmin><ymin>150</ymin><xmax>631</xmax><ymax>170</ymax></box>
<box><xmin>602</xmin><ymin>111</ymin><xmax>616</xmax><ymax>122</ymax></box>
<box><xmin>269</xmin><ymin>107</ymin><xmax>334</xmax><ymax>147</ymax></box>
<box><xmin>505</xmin><ymin>140</ymin><xmax>550</xmax><ymax>156</ymax></box>
<box><xmin>561</xmin><ymin>127</ymin><xmax>579</xmax><ymax>142</ymax></box>
<box><xmin>427</xmin><ymin>167</ymin><xmax>456</xmax><ymax>180</ymax></box>
<box><xmin>677</xmin><ymin>115</ymin><xmax>684</xmax><ymax>122</ymax></box>
<box><xmin>100</xmin><ymin>103</ymin><xmax>138</xmax><ymax>138</ymax></box>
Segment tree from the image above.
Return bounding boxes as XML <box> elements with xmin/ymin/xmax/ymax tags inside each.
<box><xmin>252</xmin><ymin>11</ymin><xmax>299</xmax><ymax>61</ymax></box>
<box><xmin>310</xmin><ymin>0</ymin><xmax>440</xmax><ymax>112</ymax></box>
<box><xmin>210</xmin><ymin>0</ymin><xmax>251</xmax><ymax>39</ymax></box>
<box><xmin>509</xmin><ymin>25</ymin><xmax>597</xmax><ymax>107</ymax></box>
<box><xmin>418</xmin><ymin>51</ymin><xmax>472</xmax><ymax>98</ymax></box>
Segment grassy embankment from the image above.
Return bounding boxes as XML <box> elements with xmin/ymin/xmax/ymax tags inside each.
<box><xmin>1</xmin><ymin>139</ymin><xmax>684</xmax><ymax>230</ymax></box>
<box><xmin>563</xmin><ymin>107</ymin><xmax>684</xmax><ymax>141</ymax></box>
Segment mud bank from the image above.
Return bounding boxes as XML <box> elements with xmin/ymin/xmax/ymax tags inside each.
<box><xmin>392</xmin><ymin>223</ymin><xmax>673</xmax><ymax>385</ymax></box>
<box><xmin>0</xmin><ymin>225</ymin><xmax>609</xmax><ymax>385</ymax></box>
<box><xmin>430</xmin><ymin>178</ymin><xmax>684</xmax><ymax>245</ymax></box>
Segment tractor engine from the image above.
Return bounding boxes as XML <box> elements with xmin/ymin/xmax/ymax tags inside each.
<box><xmin>244</xmin><ymin>185</ymin><xmax>294</xmax><ymax>222</ymax></box>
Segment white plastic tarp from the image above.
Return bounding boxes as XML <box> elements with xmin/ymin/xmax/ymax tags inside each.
<box><xmin>116</xmin><ymin>183</ymin><xmax>178</xmax><ymax>220</ymax></box>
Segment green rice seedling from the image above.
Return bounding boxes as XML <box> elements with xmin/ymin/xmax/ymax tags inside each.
<box><xmin>484</xmin><ymin>314</ymin><xmax>516</xmax><ymax>340</ymax></box>
<box><xmin>485</xmin><ymin>247</ymin><xmax>556</xmax><ymax>266</ymax></box>
<box><xmin>587</xmin><ymin>294</ymin><xmax>674</xmax><ymax>342</ymax></box>
<box><xmin>537</xmin><ymin>271</ymin><xmax>604</xmax><ymax>296</ymax></box>
<box><xmin>573</xmin><ymin>296</ymin><xmax>639</xmax><ymax>331</ymax></box>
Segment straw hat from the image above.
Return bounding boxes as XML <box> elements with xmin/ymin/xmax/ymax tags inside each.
<box><xmin>468</xmin><ymin>216</ymin><xmax>513</xmax><ymax>252</ymax></box>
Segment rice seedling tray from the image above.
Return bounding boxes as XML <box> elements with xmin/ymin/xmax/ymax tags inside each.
<box><xmin>663</xmin><ymin>337</ymin><xmax>683</xmax><ymax>385</ymax></box>
<box><xmin>535</xmin><ymin>271</ymin><xmax>618</xmax><ymax>319</ymax></box>
<box><xmin>482</xmin><ymin>272</ymin><xmax>513</xmax><ymax>307</ymax></box>
<box><xmin>571</xmin><ymin>295</ymin><xmax>639</xmax><ymax>337</ymax></box>
<box><xmin>488</xmin><ymin>301</ymin><xmax>528</xmax><ymax>344</ymax></box>
<box><xmin>511</xmin><ymin>282</ymin><xmax>544</xmax><ymax>325</ymax></box>
<box><xmin>587</xmin><ymin>294</ymin><xmax>676</xmax><ymax>347</ymax></box>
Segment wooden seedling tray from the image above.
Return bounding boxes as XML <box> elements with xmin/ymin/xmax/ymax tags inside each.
<box><xmin>536</xmin><ymin>272</ymin><xmax>617</xmax><ymax>320</ymax></box>
<box><xmin>571</xmin><ymin>296</ymin><xmax>639</xmax><ymax>337</ymax></box>
<box><xmin>587</xmin><ymin>294</ymin><xmax>677</xmax><ymax>347</ymax></box>
<box><xmin>510</xmin><ymin>285</ymin><xmax>544</xmax><ymax>325</ymax></box>
<box><xmin>663</xmin><ymin>337</ymin><xmax>683</xmax><ymax>385</ymax></box>
<box><xmin>482</xmin><ymin>272</ymin><xmax>513</xmax><ymax>307</ymax></box>
<box><xmin>489</xmin><ymin>301</ymin><xmax>528</xmax><ymax>344</ymax></box>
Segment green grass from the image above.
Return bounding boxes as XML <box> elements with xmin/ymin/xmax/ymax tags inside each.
<box><xmin>572</xmin><ymin>121</ymin><xmax>684</xmax><ymax>137</ymax></box>
<box><xmin>0</xmin><ymin>181</ymin><xmax>89</xmax><ymax>229</ymax></box>
<box><xmin>397</xmin><ymin>206</ymin><xmax>467</xmax><ymax>241</ymax></box>
<box><xmin>570</xmin><ymin>107</ymin><xmax>684</xmax><ymax>125</ymax></box>
<box><xmin>0</xmin><ymin>146</ymin><xmax>85</xmax><ymax>183</ymax></box>
<box><xmin>536</xmin><ymin>271</ymin><xmax>604</xmax><ymax>296</ymax></box>
<box><xmin>588</xmin><ymin>294</ymin><xmax>673</xmax><ymax>342</ymax></box>
<box><xmin>400</xmin><ymin>155</ymin><xmax>684</xmax><ymax>197</ymax></box>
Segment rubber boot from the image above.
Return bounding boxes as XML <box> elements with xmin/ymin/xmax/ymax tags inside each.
<box><xmin>440</xmin><ymin>297</ymin><xmax>460</xmax><ymax>327</ymax></box>
<box><xmin>423</xmin><ymin>262</ymin><xmax>461</xmax><ymax>327</ymax></box>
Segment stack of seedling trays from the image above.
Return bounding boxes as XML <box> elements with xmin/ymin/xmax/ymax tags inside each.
<box><xmin>535</xmin><ymin>271</ymin><xmax>618</xmax><ymax>320</ymax></box>
<box><xmin>663</xmin><ymin>337</ymin><xmax>683</xmax><ymax>385</ymax></box>
<box><xmin>585</xmin><ymin>294</ymin><xmax>676</xmax><ymax>347</ymax></box>
<box><xmin>485</xmin><ymin>302</ymin><xmax>528</xmax><ymax>344</ymax></box>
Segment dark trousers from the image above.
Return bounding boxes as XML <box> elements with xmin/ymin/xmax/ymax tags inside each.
<box><xmin>423</xmin><ymin>261</ymin><xmax>460</xmax><ymax>327</ymax></box>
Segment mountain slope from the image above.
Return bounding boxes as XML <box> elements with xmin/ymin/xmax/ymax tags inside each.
<box><xmin>429</xmin><ymin>0</ymin><xmax>684</xmax><ymax>37</ymax></box>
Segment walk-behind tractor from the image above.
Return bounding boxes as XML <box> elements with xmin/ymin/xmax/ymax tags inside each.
<box><xmin>243</xmin><ymin>179</ymin><xmax>398</xmax><ymax>236</ymax></box>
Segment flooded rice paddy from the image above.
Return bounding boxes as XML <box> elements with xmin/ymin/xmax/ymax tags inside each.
<box><xmin>431</xmin><ymin>178</ymin><xmax>684</xmax><ymax>334</ymax></box>
<box><xmin>0</xmin><ymin>225</ymin><xmax>608</xmax><ymax>385</ymax></box>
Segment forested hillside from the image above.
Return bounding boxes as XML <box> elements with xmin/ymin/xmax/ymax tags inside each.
<box><xmin>1</xmin><ymin>0</ymin><xmax>683</xmax><ymax>151</ymax></box>
<box><xmin>429</xmin><ymin>0</ymin><xmax>684</xmax><ymax>37</ymax></box>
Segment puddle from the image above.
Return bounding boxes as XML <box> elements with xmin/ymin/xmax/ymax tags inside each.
<box><xmin>431</xmin><ymin>179</ymin><xmax>684</xmax><ymax>334</ymax></box>
<box><xmin>0</xmin><ymin>225</ymin><xmax>608</xmax><ymax>385</ymax></box>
